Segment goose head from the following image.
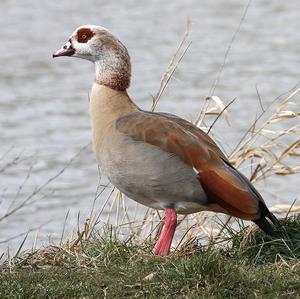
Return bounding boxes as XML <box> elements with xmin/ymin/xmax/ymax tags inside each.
<box><xmin>53</xmin><ymin>25</ymin><xmax>131</xmax><ymax>91</ymax></box>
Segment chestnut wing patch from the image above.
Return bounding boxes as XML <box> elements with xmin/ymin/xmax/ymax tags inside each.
<box><xmin>198</xmin><ymin>164</ymin><xmax>260</xmax><ymax>220</ymax></box>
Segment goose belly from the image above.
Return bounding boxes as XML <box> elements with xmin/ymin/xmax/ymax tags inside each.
<box><xmin>97</xmin><ymin>132</ymin><xmax>208</xmax><ymax>214</ymax></box>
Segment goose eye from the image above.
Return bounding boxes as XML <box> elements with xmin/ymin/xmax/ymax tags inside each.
<box><xmin>77</xmin><ymin>28</ymin><xmax>95</xmax><ymax>43</ymax></box>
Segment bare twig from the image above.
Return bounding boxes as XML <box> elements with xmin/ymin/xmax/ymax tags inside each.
<box><xmin>208</xmin><ymin>0</ymin><xmax>253</xmax><ymax>96</ymax></box>
<box><xmin>0</xmin><ymin>143</ymin><xmax>90</xmax><ymax>222</ymax></box>
<box><xmin>0</xmin><ymin>220</ymin><xmax>52</xmax><ymax>244</ymax></box>
<box><xmin>151</xmin><ymin>19</ymin><xmax>192</xmax><ymax>111</ymax></box>
<box><xmin>207</xmin><ymin>97</ymin><xmax>236</xmax><ymax>134</ymax></box>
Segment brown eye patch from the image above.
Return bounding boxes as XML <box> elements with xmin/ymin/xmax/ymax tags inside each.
<box><xmin>77</xmin><ymin>28</ymin><xmax>94</xmax><ymax>43</ymax></box>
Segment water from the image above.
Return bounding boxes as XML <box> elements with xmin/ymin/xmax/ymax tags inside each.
<box><xmin>0</xmin><ymin>0</ymin><xmax>299</xmax><ymax>253</ymax></box>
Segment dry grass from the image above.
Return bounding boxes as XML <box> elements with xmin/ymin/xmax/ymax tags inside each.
<box><xmin>2</xmin><ymin>216</ymin><xmax>300</xmax><ymax>298</ymax></box>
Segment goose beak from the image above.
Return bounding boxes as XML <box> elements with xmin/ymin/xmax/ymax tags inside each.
<box><xmin>53</xmin><ymin>42</ymin><xmax>75</xmax><ymax>58</ymax></box>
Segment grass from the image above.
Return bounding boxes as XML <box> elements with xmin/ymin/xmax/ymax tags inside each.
<box><xmin>229</xmin><ymin>216</ymin><xmax>300</xmax><ymax>264</ymax></box>
<box><xmin>1</xmin><ymin>216</ymin><xmax>300</xmax><ymax>298</ymax></box>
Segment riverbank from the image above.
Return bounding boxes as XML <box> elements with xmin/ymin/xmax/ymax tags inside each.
<box><xmin>1</xmin><ymin>215</ymin><xmax>300</xmax><ymax>298</ymax></box>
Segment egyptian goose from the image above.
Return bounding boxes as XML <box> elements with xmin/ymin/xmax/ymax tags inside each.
<box><xmin>53</xmin><ymin>25</ymin><xmax>278</xmax><ymax>256</ymax></box>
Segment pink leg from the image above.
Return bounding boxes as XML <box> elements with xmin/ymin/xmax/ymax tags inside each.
<box><xmin>152</xmin><ymin>209</ymin><xmax>177</xmax><ymax>256</ymax></box>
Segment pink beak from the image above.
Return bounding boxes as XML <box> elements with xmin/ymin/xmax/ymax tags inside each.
<box><xmin>52</xmin><ymin>45</ymin><xmax>75</xmax><ymax>58</ymax></box>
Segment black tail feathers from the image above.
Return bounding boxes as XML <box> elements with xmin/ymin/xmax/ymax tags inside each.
<box><xmin>253</xmin><ymin>216</ymin><xmax>277</xmax><ymax>236</ymax></box>
<box><xmin>253</xmin><ymin>207</ymin><xmax>280</xmax><ymax>236</ymax></box>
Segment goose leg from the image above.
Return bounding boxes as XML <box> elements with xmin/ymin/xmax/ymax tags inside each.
<box><xmin>152</xmin><ymin>209</ymin><xmax>177</xmax><ymax>256</ymax></box>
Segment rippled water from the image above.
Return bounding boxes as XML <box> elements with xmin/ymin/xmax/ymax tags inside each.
<box><xmin>0</xmin><ymin>0</ymin><xmax>299</xmax><ymax>253</ymax></box>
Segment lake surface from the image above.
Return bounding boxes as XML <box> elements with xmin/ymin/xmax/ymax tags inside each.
<box><xmin>0</xmin><ymin>0</ymin><xmax>299</xmax><ymax>253</ymax></box>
